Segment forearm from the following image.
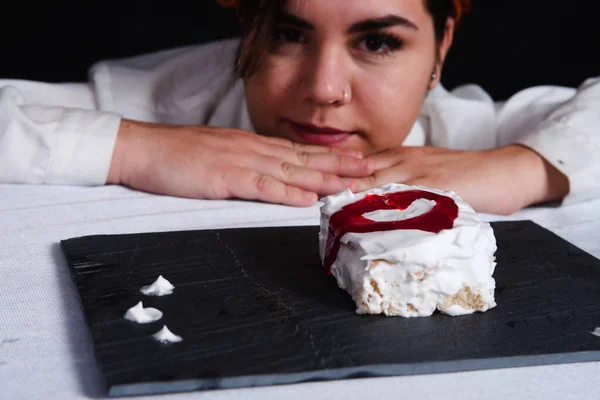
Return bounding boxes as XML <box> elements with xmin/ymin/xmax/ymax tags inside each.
<box><xmin>107</xmin><ymin>119</ymin><xmax>152</xmax><ymax>185</ymax></box>
<box><xmin>506</xmin><ymin>144</ymin><xmax>570</xmax><ymax>207</ymax></box>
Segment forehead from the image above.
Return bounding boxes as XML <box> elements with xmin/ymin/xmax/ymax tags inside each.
<box><xmin>284</xmin><ymin>0</ymin><xmax>430</xmax><ymax>27</ymax></box>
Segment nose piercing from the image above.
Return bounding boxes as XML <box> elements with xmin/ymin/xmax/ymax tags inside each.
<box><xmin>328</xmin><ymin>90</ymin><xmax>350</xmax><ymax>105</ymax></box>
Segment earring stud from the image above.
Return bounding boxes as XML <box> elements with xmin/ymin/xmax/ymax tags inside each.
<box><xmin>431</xmin><ymin>72</ymin><xmax>438</xmax><ymax>80</ymax></box>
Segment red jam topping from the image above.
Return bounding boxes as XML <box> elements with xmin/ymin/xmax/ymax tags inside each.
<box><xmin>323</xmin><ymin>190</ymin><xmax>459</xmax><ymax>273</ymax></box>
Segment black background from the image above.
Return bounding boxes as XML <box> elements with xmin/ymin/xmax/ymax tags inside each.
<box><xmin>1</xmin><ymin>0</ymin><xmax>598</xmax><ymax>100</ymax></box>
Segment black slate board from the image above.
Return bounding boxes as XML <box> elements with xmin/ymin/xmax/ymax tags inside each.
<box><xmin>60</xmin><ymin>221</ymin><xmax>600</xmax><ymax>397</ymax></box>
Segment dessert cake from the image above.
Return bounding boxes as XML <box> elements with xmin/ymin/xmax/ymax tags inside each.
<box><xmin>319</xmin><ymin>183</ymin><xmax>497</xmax><ymax>317</ymax></box>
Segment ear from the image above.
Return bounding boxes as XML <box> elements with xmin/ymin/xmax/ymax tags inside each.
<box><xmin>430</xmin><ymin>18</ymin><xmax>456</xmax><ymax>89</ymax></box>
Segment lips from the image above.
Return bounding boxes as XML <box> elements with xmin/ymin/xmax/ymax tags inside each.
<box><xmin>288</xmin><ymin>121</ymin><xmax>353</xmax><ymax>146</ymax></box>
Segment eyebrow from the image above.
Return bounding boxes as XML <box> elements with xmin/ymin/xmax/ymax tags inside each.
<box><xmin>275</xmin><ymin>11</ymin><xmax>419</xmax><ymax>33</ymax></box>
<box><xmin>348</xmin><ymin>15</ymin><xmax>419</xmax><ymax>33</ymax></box>
<box><xmin>275</xmin><ymin>11</ymin><xmax>314</xmax><ymax>30</ymax></box>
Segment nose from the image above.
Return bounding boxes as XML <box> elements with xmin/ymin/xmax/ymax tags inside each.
<box><xmin>301</xmin><ymin>45</ymin><xmax>350</xmax><ymax>106</ymax></box>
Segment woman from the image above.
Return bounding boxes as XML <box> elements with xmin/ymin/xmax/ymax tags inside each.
<box><xmin>0</xmin><ymin>0</ymin><xmax>597</xmax><ymax>214</ymax></box>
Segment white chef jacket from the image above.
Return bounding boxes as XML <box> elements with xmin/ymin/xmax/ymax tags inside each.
<box><xmin>0</xmin><ymin>38</ymin><xmax>598</xmax><ymax>205</ymax></box>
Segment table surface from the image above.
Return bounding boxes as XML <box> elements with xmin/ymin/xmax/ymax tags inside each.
<box><xmin>2</xmin><ymin>183</ymin><xmax>600</xmax><ymax>400</ymax></box>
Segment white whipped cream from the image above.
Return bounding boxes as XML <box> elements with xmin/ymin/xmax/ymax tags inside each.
<box><xmin>319</xmin><ymin>183</ymin><xmax>497</xmax><ymax>318</ymax></box>
<box><xmin>592</xmin><ymin>327</ymin><xmax>600</xmax><ymax>337</ymax></box>
<box><xmin>362</xmin><ymin>198</ymin><xmax>435</xmax><ymax>222</ymax></box>
<box><xmin>140</xmin><ymin>275</ymin><xmax>175</xmax><ymax>296</ymax></box>
<box><xmin>152</xmin><ymin>325</ymin><xmax>183</xmax><ymax>343</ymax></box>
<box><xmin>124</xmin><ymin>301</ymin><xmax>163</xmax><ymax>323</ymax></box>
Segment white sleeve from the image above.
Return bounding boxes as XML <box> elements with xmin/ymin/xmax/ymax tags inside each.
<box><xmin>425</xmin><ymin>77</ymin><xmax>600</xmax><ymax>206</ymax></box>
<box><xmin>496</xmin><ymin>77</ymin><xmax>600</xmax><ymax>205</ymax></box>
<box><xmin>0</xmin><ymin>80</ymin><xmax>121</xmax><ymax>186</ymax></box>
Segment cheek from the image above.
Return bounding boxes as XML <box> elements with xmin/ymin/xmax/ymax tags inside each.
<box><xmin>245</xmin><ymin>58</ymin><xmax>298</xmax><ymax>135</ymax></box>
<box><xmin>355</xmin><ymin>66</ymin><xmax>429</xmax><ymax>149</ymax></box>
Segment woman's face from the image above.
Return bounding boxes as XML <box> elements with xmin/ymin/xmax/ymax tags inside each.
<box><xmin>244</xmin><ymin>0</ymin><xmax>454</xmax><ymax>155</ymax></box>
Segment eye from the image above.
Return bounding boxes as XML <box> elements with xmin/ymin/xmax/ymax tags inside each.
<box><xmin>273</xmin><ymin>27</ymin><xmax>306</xmax><ymax>44</ymax></box>
<box><xmin>358</xmin><ymin>33</ymin><xmax>403</xmax><ymax>54</ymax></box>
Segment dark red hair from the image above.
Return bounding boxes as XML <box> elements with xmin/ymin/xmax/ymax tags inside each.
<box><xmin>453</xmin><ymin>0</ymin><xmax>472</xmax><ymax>24</ymax></box>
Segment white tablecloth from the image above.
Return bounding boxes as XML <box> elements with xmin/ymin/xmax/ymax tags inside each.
<box><xmin>1</xmin><ymin>184</ymin><xmax>599</xmax><ymax>400</ymax></box>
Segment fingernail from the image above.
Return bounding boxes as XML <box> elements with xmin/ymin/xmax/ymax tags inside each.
<box><xmin>304</xmin><ymin>192</ymin><xmax>318</xmax><ymax>202</ymax></box>
<box><xmin>349</xmin><ymin>151</ymin><xmax>364</xmax><ymax>159</ymax></box>
<box><xmin>342</xmin><ymin>178</ymin><xmax>354</xmax><ymax>187</ymax></box>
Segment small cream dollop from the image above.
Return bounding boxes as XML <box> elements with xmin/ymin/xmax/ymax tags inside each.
<box><xmin>140</xmin><ymin>275</ymin><xmax>175</xmax><ymax>296</ymax></box>
<box><xmin>152</xmin><ymin>325</ymin><xmax>183</xmax><ymax>343</ymax></box>
<box><xmin>592</xmin><ymin>327</ymin><xmax>600</xmax><ymax>337</ymax></box>
<box><xmin>124</xmin><ymin>301</ymin><xmax>163</xmax><ymax>323</ymax></box>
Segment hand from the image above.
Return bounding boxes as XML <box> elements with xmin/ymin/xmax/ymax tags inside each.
<box><xmin>354</xmin><ymin>145</ymin><xmax>569</xmax><ymax>215</ymax></box>
<box><xmin>108</xmin><ymin>119</ymin><xmax>374</xmax><ymax>206</ymax></box>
